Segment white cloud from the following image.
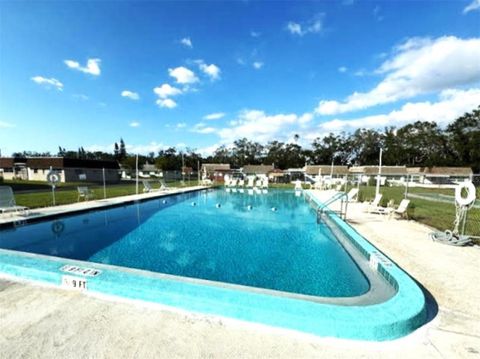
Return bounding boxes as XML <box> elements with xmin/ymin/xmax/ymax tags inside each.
<box><xmin>180</xmin><ymin>37</ymin><xmax>193</xmax><ymax>48</ymax></box>
<box><xmin>192</xmin><ymin>123</ymin><xmax>217</xmax><ymax>134</ymax></box>
<box><xmin>31</xmin><ymin>76</ymin><xmax>64</xmax><ymax>91</ymax></box>
<box><xmin>156</xmin><ymin>98</ymin><xmax>177</xmax><ymax>109</ymax></box>
<box><xmin>316</xmin><ymin>36</ymin><xmax>480</xmax><ymax>115</ymax></box>
<box><xmin>253</xmin><ymin>61</ymin><xmax>264</xmax><ymax>70</ymax></box>
<box><xmin>216</xmin><ymin>110</ymin><xmax>313</xmax><ymax>144</ymax></box>
<box><xmin>64</xmin><ymin>58</ymin><xmax>101</xmax><ymax>76</ymax></box>
<box><xmin>197</xmin><ymin>143</ymin><xmax>220</xmax><ymax>156</ymax></box>
<box><xmin>286</xmin><ymin>14</ymin><xmax>324</xmax><ymax>36</ymax></box>
<box><xmin>129</xmin><ymin>121</ymin><xmax>140</xmax><ymax>128</ymax></box>
<box><xmin>153</xmin><ymin>84</ymin><xmax>182</xmax><ymax>99</ymax></box>
<box><xmin>318</xmin><ymin>88</ymin><xmax>480</xmax><ymax>132</ymax></box>
<box><xmin>176</xmin><ymin>122</ymin><xmax>187</xmax><ymax>128</ymax></box>
<box><xmin>464</xmin><ymin>0</ymin><xmax>480</xmax><ymax>13</ymax></box>
<box><xmin>203</xmin><ymin>112</ymin><xmax>225</xmax><ymax>120</ymax></box>
<box><xmin>168</xmin><ymin>66</ymin><xmax>198</xmax><ymax>84</ymax></box>
<box><xmin>121</xmin><ymin>90</ymin><xmax>140</xmax><ymax>100</ymax></box>
<box><xmin>198</xmin><ymin>62</ymin><xmax>221</xmax><ymax>81</ymax></box>
<box><xmin>250</xmin><ymin>31</ymin><xmax>260</xmax><ymax>37</ymax></box>
<box><xmin>0</xmin><ymin>121</ymin><xmax>14</xmax><ymax>128</ymax></box>
<box><xmin>338</xmin><ymin>66</ymin><xmax>347</xmax><ymax>73</ymax></box>
<box><xmin>286</xmin><ymin>22</ymin><xmax>303</xmax><ymax>36</ymax></box>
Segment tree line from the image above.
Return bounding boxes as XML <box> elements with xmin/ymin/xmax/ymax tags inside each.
<box><xmin>10</xmin><ymin>106</ymin><xmax>480</xmax><ymax>172</ymax></box>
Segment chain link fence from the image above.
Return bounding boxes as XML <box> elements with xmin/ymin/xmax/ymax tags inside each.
<box><xmin>331</xmin><ymin>173</ymin><xmax>480</xmax><ymax>237</ymax></box>
<box><xmin>0</xmin><ymin>171</ymin><xmax>201</xmax><ymax>210</ymax></box>
<box><xmin>2</xmin><ymin>169</ymin><xmax>479</xmax><ymax>238</ymax></box>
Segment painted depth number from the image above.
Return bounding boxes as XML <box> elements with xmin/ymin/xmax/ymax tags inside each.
<box><xmin>61</xmin><ymin>275</ymin><xmax>87</xmax><ymax>291</ymax></box>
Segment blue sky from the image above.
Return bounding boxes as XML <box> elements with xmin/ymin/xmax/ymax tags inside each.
<box><xmin>0</xmin><ymin>0</ymin><xmax>479</xmax><ymax>156</ymax></box>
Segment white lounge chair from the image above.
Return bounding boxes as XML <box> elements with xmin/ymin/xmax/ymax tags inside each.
<box><xmin>0</xmin><ymin>186</ymin><xmax>29</xmax><ymax>216</ymax></box>
<box><xmin>255</xmin><ymin>179</ymin><xmax>262</xmax><ymax>188</ymax></box>
<box><xmin>388</xmin><ymin>199</ymin><xmax>410</xmax><ymax>219</ymax></box>
<box><xmin>143</xmin><ymin>180</ymin><xmax>154</xmax><ymax>193</ymax></box>
<box><xmin>294</xmin><ymin>180</ymin><xmax>303</xmax><ymax>191</ymax></box>
<box><xmin>159</xmin><ymin>179</ymin><xmax>169</xmax><ymax>191</ymax></box>
<box><xmin>366</xmin><ymin>194</ymin><xmax>383</xmax><ymax>213</ymax></box>
<box><xmin>262</xmin><ymin>178</ymin><xmax>269</xmax><ymax>189</ymax></box>
<box><xmin>77</xmin><ymin>186</ymin><xmax>95</xmax><ymax>201</ymax></box>
<box><xmin>247</xmin><ymin>177</ymin><xmax>255</xmax><ymax>188</ymax></box>
<box><xmin>346</xmin><ymin>188</ymin><xmax>359</xmax><ymax>202</ymax></box>
<box><xmin>238</xmin><ymin>179</ymin><xmax>245</xmax><ymax>187</ymax></box>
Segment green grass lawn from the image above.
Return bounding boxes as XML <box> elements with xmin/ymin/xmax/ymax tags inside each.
<box><xmin>354</xmin><ymin>185</ymin><xmax>480</xmax><ymax>236</ymax></box>
<box><xmin>11</xmin><ymin>180</ymin><xmax>198</xmax><ymax>209</ymax></box>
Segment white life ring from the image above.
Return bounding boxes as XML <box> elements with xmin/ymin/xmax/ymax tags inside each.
<box><xmin>47</xmin><ymin>171</ymin><xmax>61</xmax><ymax>184</ymax></box>
<box><xmin>455</xmin><ymin>181</ymin><xmax>476</xmax><ymax>206</ymax></box>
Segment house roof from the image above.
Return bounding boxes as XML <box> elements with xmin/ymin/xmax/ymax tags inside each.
<box><xmin>304</xmin><ymin>165</ymin><xmax>349</xmax><ymax>175</ymax></box>
<box><xmin>407</xmin><ymin>167</ymin><xmax>473</xmax><ymax>176</ymax></box>
<box><xmin>350</xmin><ymin>166</ymin><xmax>407</xmax><ymax>175</ymax></box>
<box><xmin>201</xmin><ymin>163</ymin><xmax>231</xmax><ymax>171</ymax></box>
<box><xmin>0</xmin><ymin>157</ymin><xmax>120</xmax><ymax>170</ymax></box>
<box><xmin>242</xmin><ymin>164</ymin><xmax>274</xmax><ymax>174</ymax></box>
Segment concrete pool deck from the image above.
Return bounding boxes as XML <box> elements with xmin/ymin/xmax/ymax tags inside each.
<box><xmin>0</xmin><ymin>190</ymin><xmax>479</xmax><ymax>357</ymax></box>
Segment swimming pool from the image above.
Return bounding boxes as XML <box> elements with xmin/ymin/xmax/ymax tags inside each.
<box><xmin>0</xmin><ymin>188</ymin><xmax>427</xmax><ymax>340</ymax></box>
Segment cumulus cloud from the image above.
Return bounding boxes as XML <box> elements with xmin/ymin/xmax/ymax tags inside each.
<box><xmin>176</xmin><ymin>122</ymin><xmax>187</xmax><ymax>128</ymax></box>
<box><xmin>168</xmin><ymin>66</ymin><xmax>198</xmax><ymax>84</ymax></box>
<box><xmin>463</xmin><ymin>0</ymin><xmax>480</xmax><ymax>13</ymax></box>
<box><xmin>121</xmin><ymin>90</ymin><xmax>140</xmax><ymax>100</ymax></box>
<box><xmin>216</xmin><ymin>110</ymin><xmax>313</xmax><ymax>143</ymax></box>
<box><xmin>286</xmin><ymin>14</ymin><xmax>324</xmax><ymax>36</ymax></box>
<box><xmin>316</xmin><ymin>36</ymin><xmax>480</xmax><ymax>115</ymax></box>
<box><xmin>203</xmin><ymin>112</ymin><xmax>225</xmax><ymax>120</ymax></box>
<box><xmin>318</xmin><ymin>88</ymin><xmax>480</xmax><ymax>132</ymax></box>
<box><xmin>250</xmin><ymin>31</ymin><xmax>260</xmax><ymax>38</ymax></box>
<box><xmin>157</xmin><ymin>98</ymin><xmax>177</xmax><ymax>109</ymax></box>
<box><xmin>129</xmin><ymin>121</ymin><xmax>140</xmax><ymax>127</ymax></box>
<box><xmin>198</xmin><ymin>62</ymin><xmax>221</xmax><ymax>81</ymax></box>
<box><xmin>180</xmin><ymin>37</ymin><xmax>193</xmax><ymax>48</ymax></box>
<box><xmin>253</xmin><ymin>61</ymin><xmax>264</xmax><ymax>70</ymax></box>
<box><xmin>153</xmin><ymin>84</ymin><xmax>182</xmax><ymax>99</ymax></box>
<box><xmin>31</xmin><ymin>76</ymin><xmax>64</xmax><ymax>91</ymax></box>
<box><xmin>64</xmin><ymin>58</ymin><xmax>101</xmax><ymax>76</ymax></box>
<box><xmin>338</xmin><ymin>66</ymin><xmax>347</xmax><ymax>73</ymax></box>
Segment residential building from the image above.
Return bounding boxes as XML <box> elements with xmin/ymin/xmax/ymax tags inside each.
<box><xmin>0</xmin><ymin>157</ymin><xmax>120</xmax><ymax>183</ymax></box>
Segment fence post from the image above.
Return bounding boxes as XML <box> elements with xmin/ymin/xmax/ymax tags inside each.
<box><xmin>102</xmin><ymin>167</ymin><xmax>106</xmax><ymax>199</ymax></box>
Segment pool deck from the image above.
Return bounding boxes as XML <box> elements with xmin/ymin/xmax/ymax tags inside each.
<box><xmin>0</xmin><ymin>185</ymin><xmax>207</xmax><ymax>226</ymax></box>
<box><xmin>0</xmin><ymin>189</ymin><xmax>479</xmax><ymax>357</ymax></box>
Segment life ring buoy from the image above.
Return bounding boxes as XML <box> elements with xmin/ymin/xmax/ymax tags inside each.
<box><xmin>455</xmin><ymin>181</ymin><xmax>476</xmax><ymax>206</ymax></box>
<box><xmin>47</xmin><ymin>171</ymin><xmax>61</xmax><ymax>184</ymax></box>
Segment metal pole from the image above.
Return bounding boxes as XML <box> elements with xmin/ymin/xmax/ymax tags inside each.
<box><xmin>102</xmin><ymin>167</ymin><xmax>106</xmax><ymax>199</ymax></box>
<box><xmin>182</xmin><ymin>153</ymin><xmax>185</xmax><ymax>185</ymax></box>
<box><xmin>197</xmin><ymin>160</ymin><xmax>200</xmax><ymax>185</ymax></box>
<box><xmin>376</xmin><ymin>148</ymin><xmax>382</xmax><ymax>196</ymax></box>
<box><xmin>135</xmin><ymin>154</ymin><xmax>139</xmax><ymax>195</ymax></box>
<box><xmin>49</xmin><ymin>166</ymin><xmax>56</xmax><ymax>206</ymax></box>
<box><xmin>404</xmin><ymin>174</ymin><xmax>409</xmax><ymax>199</ymax></box>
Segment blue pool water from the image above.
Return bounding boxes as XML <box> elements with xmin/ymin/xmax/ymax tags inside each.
<box><xmin>0</xmin><ymin>189</ymin><xmax>369</xmax><ymax>297</ymax></box>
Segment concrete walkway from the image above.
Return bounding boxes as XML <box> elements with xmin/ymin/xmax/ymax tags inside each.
<box><xmin>0</xmin><ymin>185</ymin><xmax>206</xmax><ymax>225</ymax></box>
<box><xmin>0</xmin><ymin>192</ymin><xmax>479</xmax><ymax>358</ymax></box>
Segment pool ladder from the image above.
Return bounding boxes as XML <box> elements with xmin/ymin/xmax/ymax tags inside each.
<box><xmin>315</xmin><ymin>192</ymin><xmax>349</xmax><ymax>222</ymax></box>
